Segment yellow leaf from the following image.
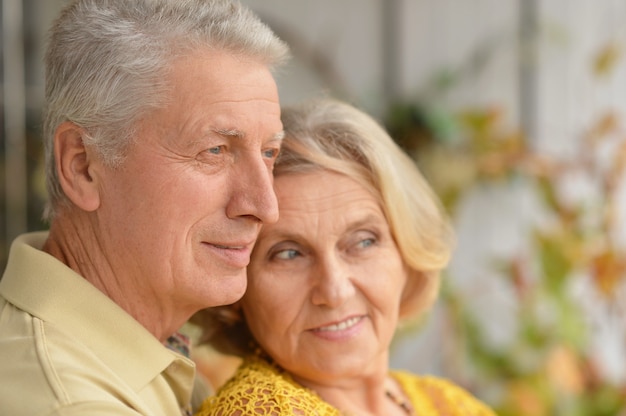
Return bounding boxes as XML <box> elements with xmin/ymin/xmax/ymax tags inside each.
<box><xmin>593</xmin><ymin>42</ymin><xmax>622</xmax><ymax>77</ymax></box>
<box><xmin>591</xmin><ymin>250</ymin><xmax>626</xmax><ymax>298</ymax></box>
<box><xmin>505</xmin><ymin>380</ymin><xmax>549</xmax><ymax>416</ymax></box>
<box><xmin>545</xmin><ymin>345</ymin><xmax>584</xmax><ymax>395</ymax></box>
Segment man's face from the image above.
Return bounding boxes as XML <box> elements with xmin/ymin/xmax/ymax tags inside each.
<box><xmin>93</xmin><ymin>49</ymin><xmax>282</xmax><ymax>320</ymax></box>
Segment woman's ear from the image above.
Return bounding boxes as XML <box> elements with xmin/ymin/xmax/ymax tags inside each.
<box><xmin>54</xmin><ymin>121</ymin><xmax>101</xmax><ymax>212</ymax></box>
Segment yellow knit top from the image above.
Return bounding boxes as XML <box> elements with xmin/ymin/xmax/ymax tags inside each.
<box><xmin>195</xmin><ymin>354</ymin><xmax>497</xmax><ymax>416</ymax></box>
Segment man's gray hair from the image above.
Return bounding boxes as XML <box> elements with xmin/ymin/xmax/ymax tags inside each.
<box><xmin>43</xmin><ymin>0</ymin><xmax>289</xmax><ymax>219</ymax></box>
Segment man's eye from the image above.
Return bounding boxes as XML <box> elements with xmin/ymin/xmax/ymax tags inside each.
<box><xmin>263</xmin><ymin>148</ymin><xmax>280</xmax><ymax>159</ymax></box>
<box><xmin>207</xmin><ymin>146</ymin><xmax>224</xmax><ymax>155</ymax></box>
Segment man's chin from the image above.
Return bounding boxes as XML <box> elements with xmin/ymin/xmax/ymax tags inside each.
<box><xmin>202</xmin><ymin>272</ymin><xmax>248</xmax><ymax>307</ymax></box>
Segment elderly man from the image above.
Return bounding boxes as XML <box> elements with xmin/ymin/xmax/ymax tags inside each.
<box><xmin>0</xmin><ymin>0</ymin><xmax>289</xmax><ymax>415</ymax></box>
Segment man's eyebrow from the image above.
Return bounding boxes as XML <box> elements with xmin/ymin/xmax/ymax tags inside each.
<box><xmin>273</xmin><ymin>131</ymin><xmax>285</xmax><ymax>141</ymax></box>
<box><xmin>211</xmin><ymin>129</ymin><xmax>285</xmax><ymax>141</ymax></box>
<box><xmin>213</xmin><ymin>128</ymin><xmax>244</xmax><ymax>138</ymax></box>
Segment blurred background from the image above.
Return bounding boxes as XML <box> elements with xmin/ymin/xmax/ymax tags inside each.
<box><xmin>2</xmin><ymin>1</ymin><xmax>626</xmax><ymax>414</ymax></box>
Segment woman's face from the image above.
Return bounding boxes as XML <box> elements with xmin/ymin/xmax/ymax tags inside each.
<box><xmin>242</xmin><ymin>170</ymin><xmax>408</xmax><ymax>388</ymax></box>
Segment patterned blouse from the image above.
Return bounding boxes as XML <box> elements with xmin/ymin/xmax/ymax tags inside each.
<box><xmin>195</xmin><ymin>354</ymin><xmax>497</xmax><ymax>415</ymax></box>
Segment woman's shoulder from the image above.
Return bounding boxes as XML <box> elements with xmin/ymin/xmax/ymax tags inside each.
<box><xmin>195</xmin><ymin>355</ymin><xmax>340</xmax><ymax>416</ymax></box>
<box><xmin>391</xmin><ymin>370</ymin><xmax>497</xmax><ymax>416</ymax></box>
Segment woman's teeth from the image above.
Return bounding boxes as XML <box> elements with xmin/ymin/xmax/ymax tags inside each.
<box><xmin>317</xmin><ymin>316</ymin><xmax>362</xmax><ymax>332</ymax></box>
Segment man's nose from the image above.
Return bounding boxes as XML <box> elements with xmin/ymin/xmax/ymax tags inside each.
<box><xmin>226</xmin><ymin>153</ymin><xmax>279</xmax><ymax>224</ymax></box>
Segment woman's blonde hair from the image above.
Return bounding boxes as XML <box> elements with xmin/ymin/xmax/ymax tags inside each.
<box><xmin>193</xmin><ymin>98</ymin><xmax>454</xmax><ymax>356</ymax></box>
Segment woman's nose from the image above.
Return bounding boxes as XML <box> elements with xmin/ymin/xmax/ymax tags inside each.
<box><xmin>310</xmin><ymin>256</ymin><xmax>356</xmax><ymax>307</ymax></box>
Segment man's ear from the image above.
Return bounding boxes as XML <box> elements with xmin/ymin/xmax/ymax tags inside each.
<box><xmin>54</xmin><ymin>121</ymin><xmax>101</xmax><ymax>212</ymax></box>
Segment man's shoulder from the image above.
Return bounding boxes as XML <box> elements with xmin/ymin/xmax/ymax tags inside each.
<box><xmin>0</xmin><ymin>301</ymin><xmax>193</xmax><ymax>415</ymax></box>
<box><xmin>0</xmin><ymin>304</ymin><xmax>124</xmax><ymax>414</ymax></box>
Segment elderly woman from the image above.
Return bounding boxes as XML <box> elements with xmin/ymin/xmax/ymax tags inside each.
<box><xmin>194</xmin><ymin>98</ymin><xmax>495</xmax><ymax>415</ymax></box>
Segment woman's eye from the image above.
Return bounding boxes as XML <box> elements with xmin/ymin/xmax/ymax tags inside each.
<box><xmin>357</xmin><ymin>238</ymin><xmax>375</xmax><ymax>249</ymax></box>
<box><xmin>273</xmin><ymin>249</ymin><xmax>300</xmax><ymax>260</ymax></box>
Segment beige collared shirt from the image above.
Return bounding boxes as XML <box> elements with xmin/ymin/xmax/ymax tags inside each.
<box><xmin>0</xmin><ymin>232</ymin><xmax>195</xmax><ymax>415</ymax></box>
